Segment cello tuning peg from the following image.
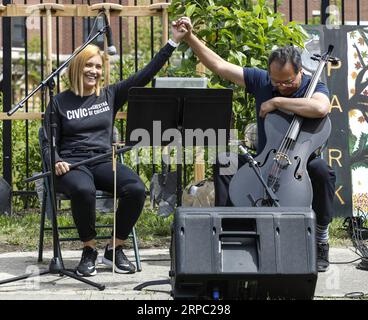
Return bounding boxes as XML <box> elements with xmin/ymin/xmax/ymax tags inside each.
<box><xmin>328</xmin><ymin>56</ymin><xmax>340</xmax><ymax>66</ymax></box>
<box><xmin>311</xmin><ymin>54</ymin><xmax>321</xmax><ymax>62</ymax></box>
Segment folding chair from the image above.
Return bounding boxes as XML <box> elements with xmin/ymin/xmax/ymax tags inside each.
<box><xmin>37</xmin><ymin>127</ymin><xmax>142</xmax><ymax>272</ymax></box>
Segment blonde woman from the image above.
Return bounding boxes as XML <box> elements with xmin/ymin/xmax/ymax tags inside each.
<box><xmin>42</xmin><ymin>23</ymin><xmax>188</xmax><ymax>277</ymax></box>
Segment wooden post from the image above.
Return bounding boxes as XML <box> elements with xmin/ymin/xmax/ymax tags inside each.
<box><xmin>1</xmin><ymin>3</ymin><xmax>169</xmax><ymax>17</ymax></box>
<box><xmin>147</xmin><ymin>3</ymin><xmax>170</xmax><ymax>45</ymax></box>
<box><xmin>161</xmin><ymin>9</ymin><xmax>169</xmax><ymax>45</ymax></box>
<box><xmin>194</xmin><ymin>147</ymin><xmax>205</xmax><ymax>183</ymax></box>
<box><xmin>196</xmin><ymin>62</ymin><xmax>206</xmax><ymax>76</ymax></box>
<box><xmin>46</xmin><ymin>8</ymin><xmax>53</xmax><ymax>78</ymax></box>
<box><xmin>104</xmin><ymin>10</ymin><xmax>111</xmax><ymax>86</ymax></box>
<box><xmin>27</xmin><ymin>4</ymin><xmax>65</xmax><ymax>104</ymax></box>
<box><xmin>194</xmin><ymin>44</ymin><xmax>207</xmax><ymax>183</ymax></box>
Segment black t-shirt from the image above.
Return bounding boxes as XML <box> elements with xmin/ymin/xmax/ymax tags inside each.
<box><xmin>43</xmin><ymin>43</ymin><xmax>176</xmax><ymax>164</ymax></box>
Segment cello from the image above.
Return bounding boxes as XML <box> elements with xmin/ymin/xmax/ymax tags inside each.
<box><xmin>229</xmin><ymin>45</ymin><xmax>337</xmax><ymax>207</ymax></box>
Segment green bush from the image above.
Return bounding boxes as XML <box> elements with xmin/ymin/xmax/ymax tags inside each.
<box><xmin>12</xmin><ymin>120</ymin><xmax>42</xmax><ymax>204</ymax></box>
<box><xmin>0</xmin><ymin>119</ymin><xmax>42</xmax><ymax>209</ymax></box>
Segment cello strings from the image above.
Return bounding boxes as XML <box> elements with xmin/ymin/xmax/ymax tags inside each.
<box><xmin>270</xmin><ymin>116</ymin><xmax>305</xmax><ymax>188</ymax></box>
<box><xmin>268</xmin><ymin>120</ymin><xmax>295</xmax><ymax>184</ymax></box>
<box><xmin>268</xmin><ymin>120</ymin><xmax>297</xmax><ymax>188</ymax></box>
<box><xmin>268</xmin><ymin>138</ymin><xmax>291</xmax><ymax>189</ymax></box>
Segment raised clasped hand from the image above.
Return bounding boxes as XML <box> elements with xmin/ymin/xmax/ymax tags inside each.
<box><xmin>172</xmin><ymin>16</ymin><xmax>193</xmax><ymax>42</ymax></box>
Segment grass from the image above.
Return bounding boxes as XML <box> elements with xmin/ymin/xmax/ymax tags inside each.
<box><xmin>0</xmin><ymin>204</ymin><xmax>173</xmax><ymax>252</ymax></box>
<box><xmin>328</xmin><ymin>216</ymin><xmax>354</xmax><ymax>247</ymax></box>
<box><xmin>0</xmin><ymin>205</ymin><xmax>357</xmax><ymax>252</ymax></box>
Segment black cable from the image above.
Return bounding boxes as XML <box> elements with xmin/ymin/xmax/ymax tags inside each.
<box><xmin>85</xmin><ymin>11</ymin><xmax>105</xmax><ymax>43</ymax></box>
<box><xmin>314</xmin><ymin>292</ymin><xmax>368</xmax><ymax>299</ymax></box>
<box><xmin>140</xmin><ymin>258</ymin><xmax>171</xmax><ymax>262</ymax></box>
<box><xmin>344</xmin><ymin>291</ymin><xmax>366</xmax><ymax>299</ymax></box>
<box><xmin>329</xmin><ymin>257</ymin><xmax>365</xmax><ymax>265</ymax></box>
<box><xmin>336</xmin><ymin>210</ymin><xmax>368</xmax><ymax>275</ymax></box>
<box><xmin>77</xmin><ymin>0</ymin><xmax>105</xmax><ymax>44</ymax></box>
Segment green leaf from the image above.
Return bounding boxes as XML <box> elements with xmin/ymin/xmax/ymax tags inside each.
<box><xmin>185</xmin><ymin>4</ymin><xmax>197</xmax><ymax>17</ymax></box>
<box><xmin>250</xmin><ymin>57</ymin><xmax>262</xmax><ymax>66</ymax></box>
<box><xmin>207</xmin><ymin>82</ymin><xmax>226</xmax><ymax>89</ymax></box>
<box><xmin>253</xmin><ymin>4</ymin><xmax>261</xmax><ymax>16</ymax></box>
<box><xmin>267</xmin><ymin>16</ymin><xmax>274</xmax><ymax>28</ymax></box>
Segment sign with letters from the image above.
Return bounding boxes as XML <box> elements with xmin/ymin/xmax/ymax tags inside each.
<box><xmin>303</xmin><ymin>26</ymin><xmax>368</xmax><ymax>217</ymax></box>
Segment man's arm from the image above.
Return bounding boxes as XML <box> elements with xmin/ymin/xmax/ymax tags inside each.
<box><xmin>259</xmin><ymin>92</ymin><xmax>330</xmax><ymax>118</ymax></box>
<box><xmin>177</xmin><ymin>17</ymin><xmax>245</xmax><ymax>87</ymax></box>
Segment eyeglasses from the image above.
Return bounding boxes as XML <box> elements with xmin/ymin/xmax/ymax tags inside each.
<box><xmin>270</xmin><ymin>71</ymin><xmax>301</xmax><ymax>87</ymax></box>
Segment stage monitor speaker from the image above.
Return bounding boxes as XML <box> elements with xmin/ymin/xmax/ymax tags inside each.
<box><xmin>170</xmin><ymin>207</ymin><xmax>317</xmax><ymax>300</ymax></box>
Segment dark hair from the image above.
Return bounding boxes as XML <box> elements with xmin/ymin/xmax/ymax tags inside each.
<box><xmin>268</xmin><ymin>46</ymin><xmax>302</xmax><ymax>74</ymax></box>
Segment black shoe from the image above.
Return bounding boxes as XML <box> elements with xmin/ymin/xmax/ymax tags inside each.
<box><xmin>76</xmin><ymin>246</ymin><xmax>98</xmax><ymax>277</ymax></box>
<box><xmin>102</xmin><ymin>245</ymin><xmax>136</xmax><ymax>274</ymax></box>
<box><xmin>317</xmin><ymin>242</ymin><xmax>329</xmax><ymax>272</ymax></box>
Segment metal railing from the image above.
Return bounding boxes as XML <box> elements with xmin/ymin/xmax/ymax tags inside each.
<box><xmin>1</xmin><ymin>0</ymin><xmax>367</xmax><ymax>207</ymax></box>
<box><xmin>0</xmin><ymin>0</ymin><xmax>170</xmax><ymax>207</ymax></box>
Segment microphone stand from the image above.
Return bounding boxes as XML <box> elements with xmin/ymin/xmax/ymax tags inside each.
<box><xmin>0</xmin><ymin>26</ymin><xmax>111</xmax><ymax>290</ymax></box>
<box><xmin>25</xmin><ymin>146</ymin><xmax>133</xmax><ymax>184</ymax></box>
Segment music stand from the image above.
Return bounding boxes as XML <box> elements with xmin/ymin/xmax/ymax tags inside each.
<box><xmin>126</xmin><ymin>87</ymin><xmax>233</xmax><ymax>205</ymax></box>
<box><xmin>127</xmin><ymin>87</ymin><xmax>233</xmax><ymax>292</ymax></box>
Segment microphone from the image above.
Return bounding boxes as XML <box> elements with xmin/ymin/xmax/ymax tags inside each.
<box><xmin>239</xmin><ymin>145</ymin><xmax>258</xmax><ymax>166</ymax></box>
<box><xmin>101</xmin><ymin>11</ymin><xmax>117</xmax><ymax>56</ymax></box>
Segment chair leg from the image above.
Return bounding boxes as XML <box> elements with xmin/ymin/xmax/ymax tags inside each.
<box><xmin>38</xmin><ymin>190</ymin><xmax>47</xmax><ymax>263</ymax></box>
<box><xmin>131</xmin><ymin>226</ymin><xmax>142</xmax><ymax>272</ymax></box>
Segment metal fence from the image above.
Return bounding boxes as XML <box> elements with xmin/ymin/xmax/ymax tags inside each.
<box><xmin>271</xmin><ymin>0</ymin><xmax>368</xmax><ymax>25</ymax></box>
<box><xmin>1</xmin><ymin>0</ymin><xmax>171</xmax><ymax>208</ymax></box>
<box><xmin>0</xmin><ymin>0</ymin><xmax>366</xmax><ymax>208</ymax></box>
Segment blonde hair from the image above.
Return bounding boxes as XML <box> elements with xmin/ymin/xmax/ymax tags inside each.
<box><xmin>67</xmin><ymin>44</ymin><xmax>103</xmax><ymax>97</ymax></box>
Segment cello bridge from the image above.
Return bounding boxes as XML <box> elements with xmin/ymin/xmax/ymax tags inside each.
<box><xmin>274</xmin><ymin>152</ymin><xmax>292</xmax><ymax>168</ymax></box>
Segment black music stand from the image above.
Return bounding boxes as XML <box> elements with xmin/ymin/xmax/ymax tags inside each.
<box><xmin>127</xmin><ymin>87</ymin><xmax>233</xmax><ymax>292</ymax></box>
<box><xmin>126</xmin><ymin>87</ymin><xmax>233</xmax><ymax>205</ymax></box>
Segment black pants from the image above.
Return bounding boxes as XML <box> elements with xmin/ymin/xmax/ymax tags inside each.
<box><xmin>55</xmin><ymin>154</ymin><xmax>146</xmax><ymax>242</ymax></box>
<box><xmin>214</xmin><ymin>153</ymin><xmax>336</xmax><ymax>226</ymax></box>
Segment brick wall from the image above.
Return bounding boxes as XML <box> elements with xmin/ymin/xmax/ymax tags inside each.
<box><xmin>275</xmin><ymin>0</ymin><xmax>368</xmax><ymax>24</ymax></box>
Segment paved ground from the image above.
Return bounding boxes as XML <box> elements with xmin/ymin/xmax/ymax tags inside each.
<box><xmin>0</xmin><ymin>247</ymin><xmax>367</xmax><ymax>300</ymax></box>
